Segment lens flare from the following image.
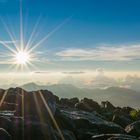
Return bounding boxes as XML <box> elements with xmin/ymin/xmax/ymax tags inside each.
<box><xmin>15</xmin><ymin>51</ymin><xmax>30</xmax><ymax>64</ymax></box>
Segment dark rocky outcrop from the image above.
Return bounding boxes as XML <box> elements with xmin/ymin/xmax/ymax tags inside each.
<box><xmin>0</xmin><ymin>87</ymin><xmax>140</xmax><ymax>140</ymax></box>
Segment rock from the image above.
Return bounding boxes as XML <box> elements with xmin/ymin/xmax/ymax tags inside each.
<box><xmin>59</xmin><ymin>98</ymin><xmax>74</xmax><ymax>107</ymax></box>
<box><xmin>2</xmin><ymin>102</ymin><xmax>18</xmax><ymax>111</ymax></box>
<box><xmin>58</xmin><ymin>109</ymin><xmax>125</xmax><ymax>139</ymax></box>
<box><xmin>75</xmin><ymin>101</ymin><xmax>93</xmax><ymax>112</ymax></box>
<box><xmin>42</xmin><ymin>90</ymin><xmax>56</xmax><ymax>117</ymax></box>
<box><xmin>69</xmin><ymin>98</ymin><xmax>79</xmax><ymax>106</ymax></box>
<box><xmin>82</xmin><ymin>98</ymin><xmax>100</xmax><ymax>110</ymax></box>
<box><xmin>101</xmin><ymin>112</ymin><xmax>114</xmax><ymax>121</ymax></box>
<box><xmin>92</xmin><ymin>134</ymin><xmax>138</xmax><ymax>140</ymax></box>
<box><xmin>24</xmin><ymin>122</ymin><xmax>57</xmax><ymax>140</ymax></box>
<box><xmin>55</xmin><ymin>130</ymin><xmax>77</xmax><ymax>140</ymax></box>
<box><xmin>108</xmin><ymin>138</ymin><xmax>137</xmax><ymax>140</ymax></box>
<box><xmin>101</xmin><ymin>101</ymin><xmax>116</xmax><ymax>111</ymax></box>
<box><xmin>62</xmin><ymin>130</ymin><xmax>77</xmax><ymax>140</ymax></box>
<box><xmin>75</xmin><ymin>98</ymin><xmax>100</xmax><ymax>112</ymax></box>
<box><xmin>59</xmin><ymin>97</ymin><xmax>79</xmax><ymax>107</ymax></box>
<box><xmin>14</xmin><ymin>89</ymin><xmax>56</xmax><ymax>121</ymax></box>
<box><xmin>53</xmin><ymin>95</ymin><xmax>59</xmax><ymax>103</ymax></box>
<box><xmin>1</xmin><ymin>87</ymin><xmax>140</xmax><ymax>140</ymax></box>
<box><xmin>112</xmin><ymin>114</ymin><xmax>133</xmax><ymax>128</ymax></box>
<box><xmin>0</xmin><ymin>128</ymin><xmax>12</xmax><ymax>140</ymax></box>
<box><xmin>113</xmin><ymin>108</ymin><xmax>132</xmax><ymax>119</ymax></box>
<box><xmin>121</xmin><ymin>107</ymin><xmax>134</xmax><ymax>114</ymax></box>
<box><xmin>0</xmin><ymin>89</ymin><xmax>5</xmax><ymax>100</ymax></box>
<box><xmin>125</xmin><ymin>121</ymin><xmax>140</xmax><ymax>137</ymax></box>
<box><xmin>0</xmin><ymin>88</ymin><xmax>19</xmax><ymax>111</ymax></box>
<box><xmin>12</xmin><ymin>120</ymin><xmax>59</xmax><ymax>140</ymax></box>
<box><xmin>0</xmin><ymin>116</ymin><xmax>14</xmax><ymax>137</ymax></box>
<box><xmin>55</xmin><ymin>109</ymin><xmax>75</xmax><ymax>130</ymax></box>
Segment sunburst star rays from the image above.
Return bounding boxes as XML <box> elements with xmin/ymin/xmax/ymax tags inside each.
<box><xmin>0</xmin><ymin>0</ymin><xmax>71</xmax><ymax>73</ymax></box>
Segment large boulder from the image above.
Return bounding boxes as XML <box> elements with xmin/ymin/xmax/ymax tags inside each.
<box><xmin>32</xmin><ymin>89</ymin><xmax>56</xmax><ymax>117</ymax></box>
<box><xmin>125</xmin><ymin>121</ymin><xmax>140</xmax><ymax>137</ymax></box>
<box><xmin>14</xmin><ymin>89</ymin><xmax>56</xmax><ymax>122</ymax></box>
<box><xmin>56</xmin><ymin>108</ymin><xmax>125</xmax><ymax>140</ymax></box>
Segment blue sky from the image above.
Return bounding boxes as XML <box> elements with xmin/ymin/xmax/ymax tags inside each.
<box><xmin>0</xmin><ymin>0</ymin><xmax>140</xmax><ymax>73</ymax></box>
<box><xmin>1</xmin><ymin>0</ymin><xmax>140</xmax><ymax>44</ymax></box>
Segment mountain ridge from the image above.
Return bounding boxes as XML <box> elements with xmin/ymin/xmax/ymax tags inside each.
<box><xmin>19</xmin><ymin>82</ymin><xmax>140</xmax><ymax>108</ymax></box>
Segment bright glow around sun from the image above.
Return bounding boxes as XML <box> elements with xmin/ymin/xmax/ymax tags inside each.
<box><xmin>15</xmin><ymin>51</ymin><xmax>30</xmax><ymax>64</ymax></box>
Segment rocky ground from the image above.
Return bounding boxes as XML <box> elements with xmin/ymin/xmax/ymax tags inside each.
<box><xmin>0</xmin><ymin>88</ymin><xmax>140</xmax><ymax>140</ymax></box>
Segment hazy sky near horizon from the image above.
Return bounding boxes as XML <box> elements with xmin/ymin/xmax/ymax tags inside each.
<box><xmin>0</xmin><ymin>0</ymin><xmax>139</xmax><ymax>75</ymax></box>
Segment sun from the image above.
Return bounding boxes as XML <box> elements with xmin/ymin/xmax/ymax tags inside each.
<box><xmin>15</xmin><ymin>51</ymin><xmax>30</xmax><ymax>64</ymax></box>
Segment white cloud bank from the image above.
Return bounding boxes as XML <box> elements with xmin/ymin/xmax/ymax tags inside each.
<box><xmin>56</xmin><ymin>44</ymin><xmax>140</xmax><ymax>61</ymax></box>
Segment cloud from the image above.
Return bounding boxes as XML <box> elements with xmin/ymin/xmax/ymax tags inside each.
<box><xmin>33</xmin><ymin>71</ymin><xmax>51</xmax><ymax>74</ymax></box>
<box><xmin>122</xmin><ymin>75</ymin><xmax>140</xmax><ymax>92</ymax></box>
<box><xmin>58</xmin><ymin>76</ymin><xmax>85</xmax><ymax>87</ymax></box>
<box><xmin>62</xmin><ymin>71</ymin><xmax>86</xmax><ymax>74</ymax></box>
<box><xmin>89</xmin><ymin>68</ymin><xmax>118</xmax><ymax>88</ymax></box>
<box><xmin>96</xmin><ymin>68</ymin><xmax>105</xmax><ymax>74</ymax></box>
<box><xmin>91</xmin><ymin>75</ymin><xmax>117</xmax><ymax>89</ymax></box>
<box><xmin>88</xmin><ymin>72</ymin><xmax>140</xmax><ymax>91</ymax></box>
<box><xmin>56</xmin><ymin>44</ymin><xmax>140</xmax><ymax>61</ymax></box>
